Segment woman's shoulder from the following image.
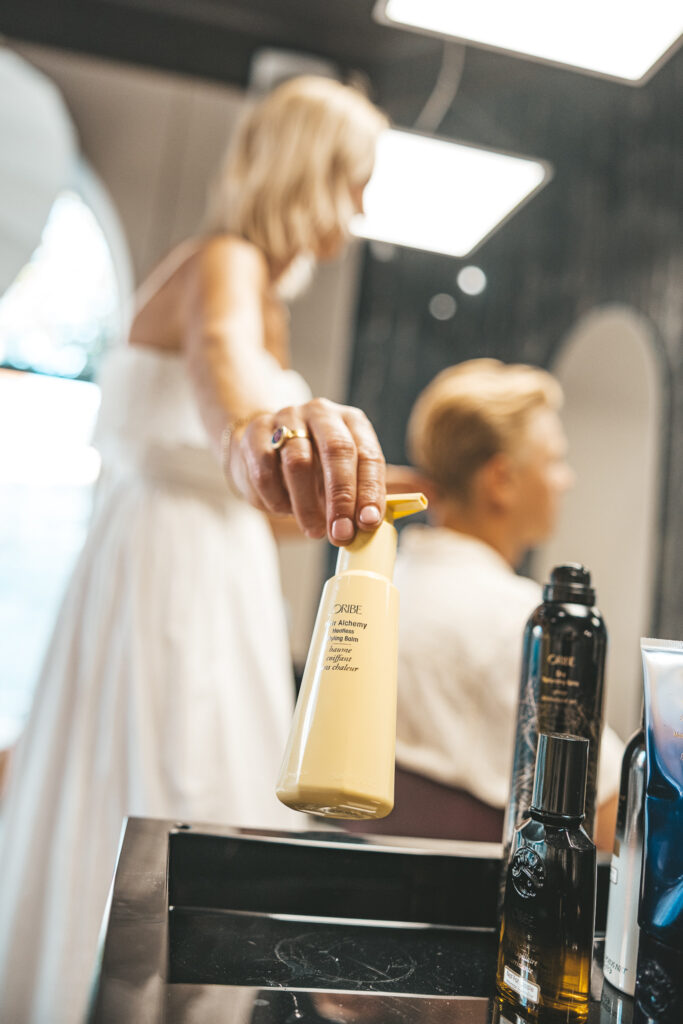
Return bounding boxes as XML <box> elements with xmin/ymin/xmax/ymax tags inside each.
<box><xmin>192</xmin><ymin>233</ymin><xmax>269</xmax><ymax>284</ymax></box>
<box><xmin>175</xmin><ymin>235</ymin><xmax>271</xmax><ymax>317</ymax></box>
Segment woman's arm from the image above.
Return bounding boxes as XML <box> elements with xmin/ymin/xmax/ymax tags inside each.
<box><xmin>183</xmin><ymin>235</ymin><xmax>386</xmax><ymax>545</ymax></box>
<box><xmin>183</xmin><ymin>235</ymin><xmax>278</xmax><ymax>449</ymax></box>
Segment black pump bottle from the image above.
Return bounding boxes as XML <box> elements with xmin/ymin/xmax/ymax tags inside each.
<box><xmin>502</xmin><ymin>564</ymin><xmax>607</xmax><ymax>863</ymax></box>
<box><xmin>496</xmin><ymin>733</ymin><xmax>597</xmax><ymax>1022</ymax></box>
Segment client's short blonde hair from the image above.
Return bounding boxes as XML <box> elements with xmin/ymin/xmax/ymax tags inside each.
<box><xmin>205</xmin><ymin>76</ymin><xmax>388</xmax><ymax>268</ymax></box>
<box><xmin>407</xmin><ymin>359</ymin><xmax>563</xmax><ymax>500</ymax></box>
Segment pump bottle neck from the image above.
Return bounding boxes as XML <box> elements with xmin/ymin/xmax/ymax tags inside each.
<box><xmin>529</xmin><ymin>806</ymin><xmax>585</xmax><ymax>828</ymax></box>
<box><xmin>334</xmin><ymin>493</ymin><xmax>428</xmax><ymax>579</ymax></box>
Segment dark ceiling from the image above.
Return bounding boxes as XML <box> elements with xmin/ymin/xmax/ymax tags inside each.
<box><xmin>0</xmin><ymin>0</ymin><xmax>443</xmax><ymax>90</ymax></box>
<box><xmin>7</xmin><ymin>0</ymin><xmax>679</xmax><ymax>146</ymax></box>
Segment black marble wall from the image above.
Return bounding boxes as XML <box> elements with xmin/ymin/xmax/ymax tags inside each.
<box><xmin>347</xmin><ymin>43</ymin><xmax>682</xmax><ymax>638</ymax></box>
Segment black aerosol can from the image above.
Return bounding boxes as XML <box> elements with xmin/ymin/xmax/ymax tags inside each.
<box><xmin>500</xmin><ymin>564</ymin><xmax>607</xmax><ymax>907</ymax></box>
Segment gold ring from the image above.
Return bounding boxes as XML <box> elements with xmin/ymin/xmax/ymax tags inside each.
<box><xmin>270</xmin><ymin>425</ymin><xmax>309</xmax><ymax>450</ymax></box>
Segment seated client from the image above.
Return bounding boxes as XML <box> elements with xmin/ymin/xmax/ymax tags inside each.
<box><xmin>350</xmin><ymin>358</ymin><xmax>623</xmax><ymax>847</ymax></box>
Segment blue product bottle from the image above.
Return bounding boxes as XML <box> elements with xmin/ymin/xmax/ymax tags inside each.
<box><xmin>634</xmin><ymin>638</ymin><xmax>683</xmax><ymax>1024</ymax></box>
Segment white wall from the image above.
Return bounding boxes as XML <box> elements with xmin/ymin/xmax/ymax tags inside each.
<box><xmin>11</xmin><ymin>41</ymin><xmax>363</xmax><ymax>662</ymax></box>
<box><xmin>13</xmin><ymin>42</ymin><xmax>244</xmax><ymax>279</ymax></box>
<box><xmin>532</xmin><ymin>305</ymin><xmax>661</xmax><ymax>741</ymax></box>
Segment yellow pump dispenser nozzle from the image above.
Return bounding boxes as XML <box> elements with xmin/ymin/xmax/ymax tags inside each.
<box><xmin>335</xmin><ymin>493</ymin><xmax>429</xmax><ymax>577</ymax></box>
<box><xmin>276</xmin><ymin>492</ymin><xmax>428</xmax><ymax>819</ymax></box>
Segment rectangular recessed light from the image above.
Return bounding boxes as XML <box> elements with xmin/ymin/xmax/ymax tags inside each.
<box><xmin>376</xmin><ymin>1</ymin><xmax>683</xmax><ymax>84</ymax></box>
<box><xmin>351</xmin><ymin>129</ymin><xmax>551</xmax><ymax>258</ymax></box>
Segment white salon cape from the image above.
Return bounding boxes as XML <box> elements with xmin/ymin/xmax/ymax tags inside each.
<box><xmin>394</xmin><ymin>525</ymin><xmax>624</xmax><ymax>810</ymax></box>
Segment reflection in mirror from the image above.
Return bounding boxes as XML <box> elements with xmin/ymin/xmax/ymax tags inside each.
<box><xmin>532</xmin><ymin>305</ymin><xmax>661</xmax><ymax>742</ymax></box>
<box><xmin>166</xmin><ymin>983</ymin><xmax>259</xmax><ymax>1024</ymax></box>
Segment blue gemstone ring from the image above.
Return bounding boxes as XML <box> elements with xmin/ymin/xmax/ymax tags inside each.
<box><xmin>270</xmin><ymin>425</ymin><xmax>309</xmax><ymax>450</ymax></box>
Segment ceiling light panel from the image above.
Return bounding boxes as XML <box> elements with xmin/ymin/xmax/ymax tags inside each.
<box><xmin>351</xmin><ymin>129</ymin><xmax>551</xmax><ymax>258</ymax></box>
<box><xmin>377</xmin><ymin>1</ymin><xmax>683</xmax><ymax>83</ymax></box>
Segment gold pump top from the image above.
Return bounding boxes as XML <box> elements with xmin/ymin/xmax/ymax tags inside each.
<box><xmin>384</xmin><ymin>493</ymin><xmax>429</xmax><ymax>521</ymax></box>
<box><xmin>334</xmin><ymin>492</ymin><xmax>428</xmax><ymax>578</ymax></box>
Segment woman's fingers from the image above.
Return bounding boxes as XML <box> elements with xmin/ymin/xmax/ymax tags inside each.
<box><xmin>276</xmin><ymin>410</ymin><xmax>327</xmax><ymax>539</ymax></box>
<box><xmin>306</xmin><ymin>399</ymin><xmax>386</xmax><ymax>544</ymax></box>
<box><xmin>232</xmin><ymin>400</ymin><xmax>386</xmax><ymax>545</ymax></box>
<box><xmin>342</xmin><ymin>407</ymin><xmax>386</xmax><ymax>531</ymax></box>
<box><xmin>238</xmin><ymin>416</ymin><xmax>292</xmax><ymax>515</ymax></box>
<box><xmin>305</xmin><ymin>400</ymin><xmax>359</xmax><ymax>543</ymax></box>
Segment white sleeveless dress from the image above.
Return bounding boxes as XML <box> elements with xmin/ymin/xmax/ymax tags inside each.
<box><xmin>0</xmin><ymin>345</ymin><xmax>310</xmax><ymax>1023</ymax></box>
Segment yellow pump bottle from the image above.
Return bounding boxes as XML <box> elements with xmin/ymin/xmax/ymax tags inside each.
<box><xmin>276</xmin><ymin>492</ymin><xmax>427</xmax><ymax>819</ymax></box>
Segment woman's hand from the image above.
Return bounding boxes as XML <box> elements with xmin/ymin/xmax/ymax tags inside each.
<box><xmin>226</xmin><ymin>398</ymin><xmax>386</xmax><ymax>545</ymax></box>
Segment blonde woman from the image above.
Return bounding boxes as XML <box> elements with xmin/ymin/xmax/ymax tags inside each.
<box><xmin>0</xmin><ymin>77</ymin><xmax>388</xmax><ymax>1024</ymax></box>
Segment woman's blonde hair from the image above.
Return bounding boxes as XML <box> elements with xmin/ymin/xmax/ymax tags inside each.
<box><xmin>407</xmin><ymin>358</ymin><xmax>563</xmax><ymax>500</ymax></box>
<box><xmin>205</xmin><ymin>76</ymin><xmax>388</xmax><ymax>269</ymax></box>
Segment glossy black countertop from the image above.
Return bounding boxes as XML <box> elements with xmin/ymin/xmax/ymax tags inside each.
<box><xmin>89</xmin><ymin>817</ymin><xmax>629</xmax><ymax>1024</ymax></box>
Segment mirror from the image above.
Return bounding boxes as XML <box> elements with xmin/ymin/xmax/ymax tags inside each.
<box><xmin>0</xmin><ymin>34</ymin><xmax>678</xmax><ymax>852</ymax></box>
<box><xmin>532</xmin><ymin>305</ymin><xmax>662</xmax><ymax>742</ymax></box>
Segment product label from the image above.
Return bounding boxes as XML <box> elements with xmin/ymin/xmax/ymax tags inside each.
<box><xmin>603</xmin><ymin>952</ymin><xmax>630</xmax><ymax>985</ymax></box>
<box><xmin>511</xmin><ymin>847</ymin><xmax>545</xmax><ymax>899</ymax></box>
<box><xmin>323</xmin><ymin>605</ymin><xmax>368</xmax><ymax>674</ymax></box>
<box><xmin>503</xmin><ymin>966</ymin><xmax>539</xmax><ymax>1004</ymax></box>
<box><xmin>537</xmin><ymin>631</ymin><xmax>604</xmax><ymax>834</ymax></box>
<box><xmin>540</xmin><ymin>651</ymin><xmax>581</xmax><ymax>703</ymax></box>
